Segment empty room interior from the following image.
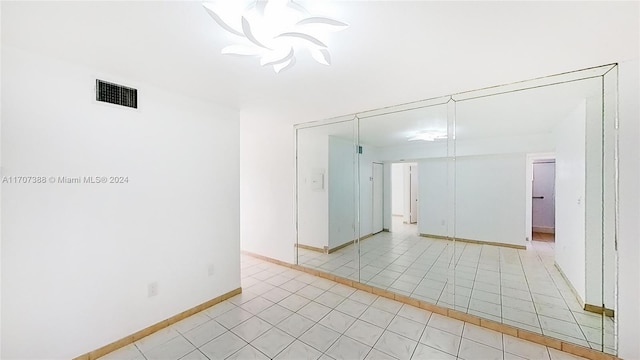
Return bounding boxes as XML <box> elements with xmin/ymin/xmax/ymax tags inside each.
<box><xmin>1</xmin><ymin>1</ymin><xmax>639</xmax><ymax>360</ymax></box>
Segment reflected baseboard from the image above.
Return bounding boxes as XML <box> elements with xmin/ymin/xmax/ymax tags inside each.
<box><xmin>533</xmin><ymin>226</ymin><xmax>556</xmax><ymax>234</ymax></box>
<box><xmin>295</xmin><ymin>243</ymin><xmax>325</xmax><ymax>253</ymax></box>
<box><xmin>420</xmin><ymin>233</ymin><xmax>526</xmax><ymax>250</ymax></box>
<box><xmin>251</xmin><ymin>250</ymin><xmax>620</xmax><ymax>360</ymax></box>
<box><xmin>584</xmin><ymin>303</ymin><xmax>615</xmax><ymax>318</ymax></box>
<box><xmin>297</xmin><ymin>234</ymin><xmax>375</xmax><ymax>254</ymax></box>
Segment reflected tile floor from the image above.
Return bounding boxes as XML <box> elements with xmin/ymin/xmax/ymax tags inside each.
<box><xmin>100</xmin><ymin>254</ymin><xmax>589</xmax><ymax>360</ymax></box>
<box><xmin>298</xmin><ymin>219</ymin><xmax>616</xmax><ymax>355</ymax></box>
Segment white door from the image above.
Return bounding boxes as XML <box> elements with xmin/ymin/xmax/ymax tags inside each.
<box><xmin>409</xmin><ymin>165</ymin><xmax>418</xmax><ymax>224</ymax></box>
<box><xmin>372</xmin><ymin>163</ymin><xmax>384</xmax><ymax>234</ymax></box>
<box><xmin>532</xmin><ymin>161</ymin><xmax>555</xmax><ymax>233</ymax></box>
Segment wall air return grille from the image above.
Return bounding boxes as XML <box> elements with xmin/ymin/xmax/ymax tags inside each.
<box><xmin>96</xmin><ymin>80</ymin><xmax>138</xmax><ymax>109</ymax></box>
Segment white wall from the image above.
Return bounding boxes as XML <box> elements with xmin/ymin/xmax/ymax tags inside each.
<box><xmin>417</xmin><ymin>158</ymin><xmax>449</xmax><ymax>236</ymax></box>
<box><xmin>240</xmin><ymin>111</ymin><xmax>295</xmax><ymax>263</ymax></box>
<box><xmin>455</xmin><ymin>154</ymin><xmax>527</xmax><ymax>246</ymax></box>
<box><xmin>391</xmin><ymin>163</ymin><xmax>403</xmax><ymax>215</ymax></box>
<box><xmin>328</xmin><ymin>136</ymin><xmax>355</xmax><ymax>248</ymax></box>
<box><xmin>416</xmin><ymin>154</ymin><xmax>527</xmax><ymax>247</ymax></box>
<box><xmin>1</xmin><ymin>47</ymin><xmax>240</xmax><ymax>359</ymax></box>
<box><xmin>296</xmin><ymin>129</ymin><xmax>329</xmax><ymax>249</ymax></box>
<box><xmin>554</xmin><ymin>102</ymin><xmax>587</xmax><ymax>303</ymax></box>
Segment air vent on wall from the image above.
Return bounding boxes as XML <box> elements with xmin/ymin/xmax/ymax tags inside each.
<box><xmin>96</xmin><ymin>79</ymin><xmax>137</xmax><ymax>109</ymax></box>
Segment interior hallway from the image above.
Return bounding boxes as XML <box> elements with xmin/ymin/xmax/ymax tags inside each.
<box><xmin>298</xmin><ymin>218</ymin><xmax>615</xmax><ymax>354</ymax></box>
<box><xmin>101</xmin><ymin>254</ymin><xmax>589</xmax><ymax>360</ymax></box>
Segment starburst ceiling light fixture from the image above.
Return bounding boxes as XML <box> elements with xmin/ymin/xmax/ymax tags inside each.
<box><xmin>408</xmin><ymin>130</ymin><xmax>448</xmax><ymax>142</ymax></box>
<box><xmin>203</xmin><ymin>0</ymin><xmax>348</xmax><ymax>73</ymax></box>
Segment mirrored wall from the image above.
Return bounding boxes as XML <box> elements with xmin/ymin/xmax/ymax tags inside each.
<box><xmin>295</xmin><ymin>64</ymin><xmax>618</xmax><ymax>355</ymax></box>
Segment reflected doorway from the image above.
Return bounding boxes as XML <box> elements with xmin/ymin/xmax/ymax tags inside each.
<box><xmin>532</xmin><ymin>159</ymin><xmax>556</xmax><ymax>242</ymax></box>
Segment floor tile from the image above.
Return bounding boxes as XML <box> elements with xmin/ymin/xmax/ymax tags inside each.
<box><xmin>319</xmin><ymin>310</ymin><xmax>357</xmax><ymax>334</ymax></box>
<box><xmin>326</xmin><ymin>335</ymin><xmax>372</xmax><ymax>360</ymax></box>
<box><xmin>387</xmin><ymin>316</ymin><xmax>426</xmax><ymax>341</ymax></box>
<box><xmin>373</xmin><ymin>330</ymin><xmax>418</xmax><ymax>360</ymax></box>
<box><xmin>503</xmin><ymin>334</ymin><xmax>551</xmax><ymax>360</ymax></box>
<box><xmin>203</xmin><ymin>300</ymin><xmax>237</xmax><ymax>319</ymax></box>
<box><xmin>462</xmin><ymin>323</ymin><xmax>503</xmax><ymax>350</ymax></box>
<box><xmin>231</xmin><ymin>316</ymin><xmax>272</xmax><ymax>342</ymax></box>
<box><xmin>279</xmin><ymin>293</ymin><xmax>311</xmax><ymax>312</ymax></box>
<box><xmin>275</xmin><ymin>340</ymin><xmax>323</xmax><ymax>360</ymax></box>
<box><xmin>214</xmin><ymin>307</ymin><xmax>254</xmax><ymax>329</ymax></box>
<box><xmin>262</xmin><ymin>287</ymin><xmax>293</xmax><ymax>303</ymax></box>
<box><xmin>178</xmin><ymin>349</ymin><xmax>208</xmax><ymax>360</ymax></box>
<box><xmin>241</xmin><ymin>296</ymin><xmax>275</xmax><ymax>315</ymax></box>
<box><xmin>299</xmin><ymin>323</ymin><xmax>341</xmax><ymax>352</ymax></box>
<box><xmin>360</xmin><ymin>306</ymin><xmax>395</xmax><ymax>328</ymax></box>
<box><xmin>350</xmin><ymin>290</ymin><xmax>378</xmax><ymax>305</ymax></box>
<box><xmin>345</xmin><ymin>319</ymin><xmax>385</xmax><ymax>347</ymax></box>
<box><xmin>257</xmin><ymin>303</ymin><xmax>293</xmax><ymax>326</ymax></box>
<box><xmin>171</xmin><ymin>312</ymin><xmax>210</xmax><ymax>335</ymax></box>
<box><xmin>226</xmin><ymin>344</ymin><xmax>270</xmax><ymax>360</ymax></box>
<box><xmin>315</xmin><ymin>291</ymin><xmax>347</xmax><ymax>308</ymax></box>
<box><xmin>251</xmin><ymin>327</ymin><xmax>295</xmax><ymax>358</ymax></box>
<box><xmin>182</xmin><ymin>319</ymin><xmax>227</xmax><ymax>347</ymax></box>
<box><xmin>335</xmin><ymin>298</ymin><xmax>369</xmax><ymax>318</ymax></box>
<box><xmin>328</xmin><ymin>283</ymin><xmax>357</xmax><ymax>297</ymax></box>
<box><xmin>457</xmin><ymin>338</ymin><xmax>502</xmax><ymax>360</ymax></box>
<box><xmin>419</xmin><ymin>327</ymin><xmax>461</xmax><ymax>356</ymax></box>
<box><xmin>396</xmin><ymin>304</ymin><xmax>432</xmax><ymax>324</ymax></box>
<box><xmin>365</xmin><ymin>348</ymin><xmax>398</xmax><ymax>359</ymax></box>
<box><xmin>135</xmin><ymin>327</ymin><xmax>180</xmax><ymax>353</ymax></box>
<box><xmin>280</xmin><ymin>279</ymin><xmax>308</xmax><ymax>293</ymax></box>
<box><xmin>276</xmin><ymin>313</ymin><xmax>316</xmax><ymax>337</ymax></box>
<box><xmin>411</xmin><ymin>343</ymin><xmax>456</xmax><ymax>360</ymax></box>
<box><xmin>371</xmin><ymin>297</ymin><xmax>403</xmax><ymax>314</ymax></box>
<box><xmin>199</xmin><ymin>331</ymin><xmax>247</xmax><ymax>360</ymax></box>
<box><xmin>297</xmin><ymin>284</ymin><xmax>326</xmax><ymax>300</ymax></box>
<box><xmin>427</xmin><ymin>313</ymin><xmax>464</xmax><ymax>336</ymax></box>
<box><xmin>298</xmin><ymin>301</ymin><xmax>332</xmax><ymax>322</ymax></box>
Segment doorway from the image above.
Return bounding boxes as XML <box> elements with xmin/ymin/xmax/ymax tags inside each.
<box><xmin>372</xmin><ymin>162</ymin><xmax>384</xmax><ymax>234</ymax></box>
<box><xmin>409</xmin><ymin>164</ymin><xmax>418</xmax><ymax>224</ymax></box>
<box><xmin>532</xmin><ymin>160</ymin><xmax>556</xmax><ymax>241</ymax></box>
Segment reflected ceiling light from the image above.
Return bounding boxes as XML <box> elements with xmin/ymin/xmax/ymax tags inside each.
<box><xmin>203</xmin><ymin>0</ymin><xmax>348</xmax><ymax>73</ymax></box>
<box><xmin>408</xmin><ymin>130</ymin><xmax>448</xmax><ymax>142</ymax></box>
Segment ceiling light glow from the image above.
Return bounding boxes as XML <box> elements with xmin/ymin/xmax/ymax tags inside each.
<box><xmin>408</xmin><ymin>130</ymin><xmax>448</xmax><ymax>142</ymax></box>
<box><xmin>203</xmin><ymin>0</ymin><xmax>348</xmax><ymax>73</ymax></box>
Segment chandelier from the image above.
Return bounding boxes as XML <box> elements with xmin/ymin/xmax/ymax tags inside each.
<box><xmin>203</xmin><ymin>0</ymin><xmax>348</xmax><ymax>73</ymax></box>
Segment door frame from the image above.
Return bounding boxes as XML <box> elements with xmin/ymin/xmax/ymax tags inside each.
<box><xmin>526</xmin><ymin>152</ymin><xmax>556</xmax><ymax>242</ymax></box>
<box><xmin>372</xmin><ymin>162</ymin><xmax>384</xmax><ymax>235</ymax></box>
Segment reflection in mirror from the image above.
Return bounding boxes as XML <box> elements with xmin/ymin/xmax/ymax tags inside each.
<box><xmin>359</xmin><ymin>102</ymin><xmax>452</xmax><ymax>305</ymax></box>
<box><xmin>294</xmin><ymin>65</ymin><xmax>617</xmax><ymax>356</ymax></box>
<box><xmin>295</xmin><ymin>119</ymin><xmax>360</xmax><ymax>281</ymax></box>
<box><xmin>452</xmin><ymin>72</ymin><xmax>616</xmax><ymax>354</ymax></box>
<box><xmin>356</xmin><ymin>103</ymin><xmax>454</xmax><ymax>302</ymax></box>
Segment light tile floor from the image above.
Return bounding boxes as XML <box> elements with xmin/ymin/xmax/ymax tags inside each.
<box><xmin>298</xmin><ymin>219</ymin><xmax>616</xmax><ymax>355</ymax></box>
<box><xmin>100</xmin><ymin>254</ymin><xmax>589</xmax><ymax>360</ymax></box>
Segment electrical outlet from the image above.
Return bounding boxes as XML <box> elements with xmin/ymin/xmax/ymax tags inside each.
<box><xmin>208</xmin><ymin>264</ymin><xmax>215</xmax><ymax>276</ymax></box>
<box><xmin>148</xmin><ymin>282</ymin><xmax>158</xmax><ymax>297</ymax></box>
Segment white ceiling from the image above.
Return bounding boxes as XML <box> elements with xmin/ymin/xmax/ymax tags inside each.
<box><xmin>2</xmin><ymin>1</ymin><xmax>638</xmax><ymax>125</ymax></box>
